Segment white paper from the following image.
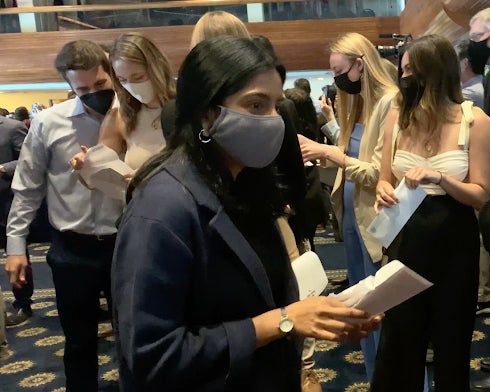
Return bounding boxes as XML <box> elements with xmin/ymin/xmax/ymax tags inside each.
<box><xmin>367</xmin><ymin>178</ymin><xmax>427</xmax><ymax>248</ymax></box>
<box><xmin>78</xmin><ymin>145</ymin><xmax>133</xmax><ymax>201</ymax></box>
<box><xmin>291</xmin><ymin>251</ymin><xmax>329</xmax><ymax>299</ymax></box>
<box><xmin>331</xmin><ymin>260</ymin><xmax>432</xmax><ymax>317</ymax></box>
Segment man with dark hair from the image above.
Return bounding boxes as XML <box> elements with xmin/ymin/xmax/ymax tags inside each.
<box><xmin>5</xmin><ymin>39</ymin><xmax>121</xmax><ymax>392</ymax></box>
<box><xmin>54</xmin><ymin>39</ymin><xmax>113</xmax><ymax>83</ymax></box>
<box><xmin>456</xmin><ymin>40</ymin><xmax>485</xmax><ymax>110</ymax></box>
<box><xmin>294</xmin><ymin>77</ymin><xmax>311</xmax><ymax>95</ymax></box>
<box><xmin>13</xmin><ymin>106</ymin><xmax>31</xmax><ymax>129</ymax></box>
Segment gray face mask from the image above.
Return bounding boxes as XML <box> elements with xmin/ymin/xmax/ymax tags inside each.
<box><xmin>202</xmin><ymin>106</ymin><xmax>285</xmax><ymax>168</ymax></box>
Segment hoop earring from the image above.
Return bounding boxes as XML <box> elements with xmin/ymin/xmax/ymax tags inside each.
<box><xmin>199</xmin><ymin>129</ymin><xmax>212</xmax><ymax>143</ymax></box>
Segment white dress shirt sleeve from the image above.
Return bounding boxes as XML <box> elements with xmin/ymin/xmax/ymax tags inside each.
<box><xmin>320</xmin><ymin>119</ymin><xmax>340</xmax><ymax>145</ymax></box>
<box><xmin>7</xmin><ymin>121</ymin><xmax>49</xmax><ymax>255</ymax></box>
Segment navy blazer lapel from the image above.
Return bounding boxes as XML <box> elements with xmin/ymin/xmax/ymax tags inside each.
<box><xmin>210</xmin><ymin>208</ymin><xmax>275</xmax><ymax>309</ymax></box>
<box><xmin>165</xmin><ymin>163</ymin><xmax>276</xmax><ymax>309</ymax></box>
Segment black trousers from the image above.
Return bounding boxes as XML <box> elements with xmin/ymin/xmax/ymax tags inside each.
<box><xmin>370</xmin><ymin>195</ymin><xmax>479</xmax><ymax>392</ymax></box>
<box><xmin>47</xmin><ymin>230</ymin><xmax>115</xmax><ymax>392</ymax></box>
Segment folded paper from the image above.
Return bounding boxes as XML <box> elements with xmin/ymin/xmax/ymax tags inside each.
<box><xmin>291</xmin><ymin>251</ymin><xmax>329</xmax><ymax>299</ymax></box>
<box><xmin>331</xmin><ymin>260</ymin><xmax>433</xmax><ymax>317</ymax></box>
<box><xmin>367</xmin><ymin>178</ymin><xmax>427</xmax><ymax>248</ymax></box>
<box><xmin>78</xmin><ymin>144</ymin><xmax>133</xmax><ymax>201</ymax></box>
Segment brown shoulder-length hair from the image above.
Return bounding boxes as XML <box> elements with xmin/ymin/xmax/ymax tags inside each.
<box><xmin>398</xmin><ymin>35</ymin><xmax>463</xmax><ymax>149</ymax></box>
<box><xmin>109</xmin><ymin>32</ymin><xmax>176</xmax><ymax>136</ymax></box>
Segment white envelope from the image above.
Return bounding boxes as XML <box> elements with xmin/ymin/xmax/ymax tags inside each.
<box><xmin>78</xmin><ymin>145</ymin><xmax>133</xmax><ymax>201</ymax></box>
<box><xmin>291</xmin><ymin>251</ymin><xmax>329</xmax><ymax>299</ymax></box>
<box><xmin>367</xmin><ymin>178</ymin><xmax>427</xmax><ymax>248</ymax></box>
<box><xmin>332</xmin><ymin>260</ymin><xmax>433</xmax><ymax>317</ymax></box>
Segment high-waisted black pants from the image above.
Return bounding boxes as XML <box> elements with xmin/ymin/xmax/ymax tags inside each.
<box><xmin>370</xmin><ymin>195</ymin><xmax>479</xmax><ymax>392</ymax></box>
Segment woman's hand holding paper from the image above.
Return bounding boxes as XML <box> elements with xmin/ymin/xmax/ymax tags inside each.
<box><xmin>375</xmin><ymin>180</ymin><xmax>398</xmax><ymax>213</ymax></box>
<box><xmin>286</xmin><ymin>296</ymin><xmax>381</xmax><ymax>342</ymax></box>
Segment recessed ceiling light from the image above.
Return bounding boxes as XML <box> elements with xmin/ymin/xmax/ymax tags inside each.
<box><xmin>0</xmin><ymin>82</ymin><xmax>70</xmax><ymax>91</ymax></box>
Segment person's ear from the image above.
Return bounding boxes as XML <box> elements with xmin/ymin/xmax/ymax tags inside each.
<box><xmin>201</xmin><ymin>106</ymin><xmax>220</xmax><ymax>131</ymax></box>
<box><xmin>357</xmin><ymin>58</ymin><xmax>364</xmax><ymax>75</ymax></box>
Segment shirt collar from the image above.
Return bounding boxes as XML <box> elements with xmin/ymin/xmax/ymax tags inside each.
<box><xmin>462</xmin><ymin>74</ymin><xmax>483</xmax><ymax>89</ymax></box>
<box><xmin>67</xmin><ymin>96</ymin><xmax>88</xmax><ymax>118</ymax></box>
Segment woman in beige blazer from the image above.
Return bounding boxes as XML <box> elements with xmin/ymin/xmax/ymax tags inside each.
<box><xmin>298</xmin><ymin>32</ymin><xmax>398</xmax><ymax>381</ymax></box>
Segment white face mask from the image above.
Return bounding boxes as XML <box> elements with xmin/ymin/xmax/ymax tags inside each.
<box><xmin>121</xmin><ymin>79</ymin><xmax>156</xmax><ymax>104</ymax></box>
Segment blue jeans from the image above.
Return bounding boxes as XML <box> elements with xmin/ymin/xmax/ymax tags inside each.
<box><xmin>342</xmin><ymin>181</ymin><xmax>380</xmax><ymax>381</ymax></box>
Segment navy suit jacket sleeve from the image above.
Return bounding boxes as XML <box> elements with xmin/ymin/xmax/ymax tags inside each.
<box><xmin>112</xmin><ymin>175</ymin><xmax>256</xmax><ymax>391</ymax></box>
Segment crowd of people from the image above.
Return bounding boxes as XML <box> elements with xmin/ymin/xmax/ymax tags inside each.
<box><xmin>1</xmin><ymin>7</ymin><xmax>490</xmax><ymax>392</ymax></box>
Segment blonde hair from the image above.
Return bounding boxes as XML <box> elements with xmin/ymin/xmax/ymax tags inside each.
<box><xmin>190</xmin><ymin>11</ymin><xmax>250</xmax><ymax>49</ymax></box>
<box><xmin>470</xmin><ymin>8</ymin><xmax>490</xmax><ymax>29</ymax></box>
<box><xmin>329</xmin><ymin>32</ymin><xmax>398</xmax><ymax>149</ymax></box>
<box><xmin>381</xmin><ymin>58</ymin><xmax>399</xmax><ymax>84</ymax></box>
<box><xmin>110</xmin><ymin>32</ymin><xmax>176</xmax><ymax>136</ymax></box>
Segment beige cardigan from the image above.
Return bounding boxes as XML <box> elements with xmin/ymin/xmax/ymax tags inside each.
<box><xmin>330</xmin><ymin>90</ymin><xmax>397</xmax><ymax>263</ymax></box>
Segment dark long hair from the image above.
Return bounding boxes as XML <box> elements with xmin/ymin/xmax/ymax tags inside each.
<box><xmin>128</xmin><ymin>36</ymin><xmax>287</xmax><ymax>215</ymax></box>
<box><xmin>284</xmin><ymin>88</ymin><xmax>320</xmax><ymax>141</ymax></box>
<box><xmin>398</xmin><ymin>35</ymin><xmax>464</xmax><ymax>150</ymax></box>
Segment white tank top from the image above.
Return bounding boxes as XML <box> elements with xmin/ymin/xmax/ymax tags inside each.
<box><xmin>125</xmin><ymin>106</ymin><xmax>166</xmax><ymax>170</ymax></box>
<box><xmin>391</xmin><ymin>101</ymin><xmax>472</xmax><ymax>196</ymax></box>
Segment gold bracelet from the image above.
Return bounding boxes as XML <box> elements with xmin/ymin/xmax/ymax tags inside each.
<box><xmin>435</xmin><ymin>170</ymin><xmax>443</xmax><ymax>185</ymax></box>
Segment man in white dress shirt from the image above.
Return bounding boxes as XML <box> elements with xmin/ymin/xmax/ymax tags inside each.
<box><xmin>5</xmin><ymin>40</ymin><xmax>122</xmax><ymax>392</ymax></box>
<box><xmin>455</xmin><ymin>40</ymin><xmax>485</xmax><ymax>110</ymax></box>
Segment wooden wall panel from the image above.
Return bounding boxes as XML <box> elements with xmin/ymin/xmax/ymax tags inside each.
<box><xmin>0</xmin><ymin>16</ymin><xmax>399</xmax><ymax>85</ymax></box>
<box><xmin>400</xmin><ymin>0</ymin><xmax>443</xmax><ymax>37</ymax></box>
<box><xmin>400</xmin><ymin>0</ymin><xmax>490</xmax><ymax>41</ymax></box>
<box><xmin>442</xmin><ymin>0</ymin><xmax>490</xmax><ymax>30</ymax></box>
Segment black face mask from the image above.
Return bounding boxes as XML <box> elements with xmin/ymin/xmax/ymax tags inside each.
<box><xmin>79</xmin><ymin>89</ymin><xmax>115</xmax><ymax>115</ymax></box>
<box><xmin>399</xmin><ymin>75</ymin><xmax>425</xmax><ymax>109</ymax></box>
<box><xmin>468</xmin><ymin>39</ymin><xmax>490</xmax><ymax>65</ymax></box>
<box><xmin>334</xmin><ymin>61</ymin><xmax>362</xmax><ymax>95</ymax></box>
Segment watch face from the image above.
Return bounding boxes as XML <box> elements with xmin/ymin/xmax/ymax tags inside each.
<box><xmin>279</xmin><ymin>318</ymin><xmax>294</xmax><ymax>333</ymax></box>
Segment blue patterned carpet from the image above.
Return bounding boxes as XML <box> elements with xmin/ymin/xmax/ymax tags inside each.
<box><xmin>0</xmin><ymin>230</ymin><xmax>490</xmax><ymax>391</ymax></box>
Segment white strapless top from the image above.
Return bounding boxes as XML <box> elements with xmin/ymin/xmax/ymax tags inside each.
<box><xmin>391</xmin><ymin>101</ymin><xmax>473</xmax><ymax>196</ymax></box>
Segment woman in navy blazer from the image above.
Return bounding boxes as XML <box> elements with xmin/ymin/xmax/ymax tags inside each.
<box><xmin>112</xmin><ymin>36</ymin><xmax>381</xmax><ymax>392</ymax></box>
